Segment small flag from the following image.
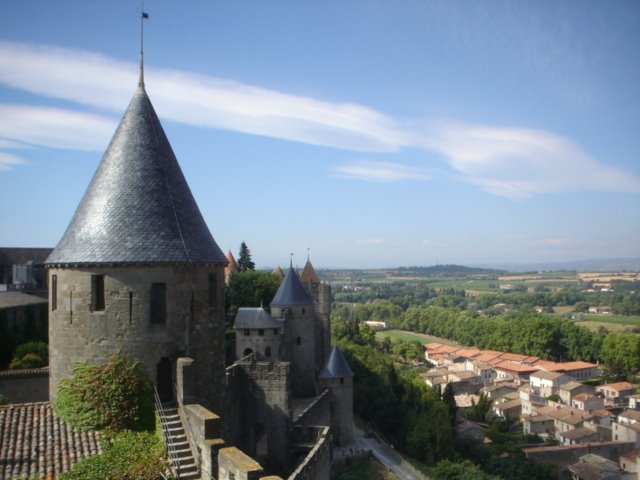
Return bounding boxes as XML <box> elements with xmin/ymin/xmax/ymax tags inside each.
<box><xmin>142</xmin><ymin>12</ymin><xmax>149</xmax><ymax>19</ymax></box>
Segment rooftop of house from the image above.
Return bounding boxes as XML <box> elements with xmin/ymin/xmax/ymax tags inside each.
<box><xmin>558</xmin><ymin>426</ymin><xmax>598</xmax><ymax>441</ymax></box>
<box><xmin>569</xmin><ymin>453</ymin><xmax>620</xmax><ymax>480</ymax></box>
<box><xmin>619</xmin><ymin>409</ymin><xmax>640</xmax><ymax>422</ymax></box>
<box><xmin>0</xmin><ymin>291</ymin><xmax>48</xmax><ymax>309</ymax></box>
<box><xmin>299</xmin><ymin>259</ymin><xmax>320</xmax><ymax>285</ymax></box>
<box><xmin>0</xmin><ymin>402</ymin><xmax>102</xmax><ymax>480</ymax></box>
<box><xmin>573</xmin><ymin>393</ymin><xmax>596</xmax><ymax>403</ymax></box>
<box><xmin>494</xmin><ymin>360</ymin><xmax>539</xmax><ymax>373</ymax></box>
<box><xmin>620</xmin><ymin>447</ymin><xmax>640</xmax><ymax>462</ymax></box>
<box><xmin>559</xmin><ymin>381</ymin><xmax>591</xmax><ymax>392</ymax></box>
<box><xmin>0</xmin><ymin>247</ymin><xmax>53</xmax><ymax>266</ymax></box>
<box><xmin>530</xmin><ymin>370</ymin><xmax>567</xmax><ymax>381</ymax></box>
<box><xmin>233</xmin><ymin>307</ymin><xmax>283</xmax><ymax>330</ymax></box>
<box><xmin>544</xmin><ymin>361</ymin><xmax>598</xmax><ymax>372</ymax></box>
<box><xmin>599</xmin><ymin>381</ymin><xmax>636</xmax><ymax>392</ymax></box>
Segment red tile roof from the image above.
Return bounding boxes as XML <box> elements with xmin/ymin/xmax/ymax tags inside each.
<box><xmin>0</xmin><ymin>402</ymin><xmax>102</xmax><ymax>479</ymax></box>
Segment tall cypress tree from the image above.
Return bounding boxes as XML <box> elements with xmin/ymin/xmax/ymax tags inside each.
<box><xmin>237</xmin><ymin>241</ymin><xmax>255</xmax><ymax>271</ymax></box>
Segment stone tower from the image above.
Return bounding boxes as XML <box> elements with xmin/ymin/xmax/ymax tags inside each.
<box><xmin>270</xmin><ymin>264</ymin><xmax>317</xmax><ymax>398</ymax></box>
<box><xmin>45</xmin><ymin>77</ymin><xmax>227</xmax><ymax>414</ymax></box>
<box><xmin>300</xmin><ymin>258</ymin><xmax>331</xmax><ymax>373</ymax></box>
<box><xmin>319</xmin><ymin>346</ymin><xmax>354</xmax><ymax>446</ymax></box>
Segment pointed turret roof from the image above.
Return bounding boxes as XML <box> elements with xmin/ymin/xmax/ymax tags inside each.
<box><xmin>226</xmin><ymin>250</ymin><xmax>239</xmax><ymax>273</ymax></box>
<box><xmin>46</xmin><ymin>86</ymin><xmax>226</xmax><ymax>266</ymax></box>
<box><xmin>272</xmin><ymin>265</ymin><xmax>285</xmax><ymax>280</ymax></box>
<box><xmin>319</xmin><ymin>346</ymin><xmax>354</xmax><ymax>379</ymax></box>
<box><xmin>300</xmin><ymin>259</ymin><xmax>320</xmax><ymax>285</ymax></box>
<box><xmin>271</xmin><ymin>264</ymin><xmax>313</xmax><ymax>307</ymax></box>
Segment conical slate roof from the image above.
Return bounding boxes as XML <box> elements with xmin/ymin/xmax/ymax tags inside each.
<box><xmin>271</xmin><ymin>265</ymin><xmax>313</xmax><ymax>307</ymax></box>
<box><xmin>225</xmin><ymin>250</ymin><xmax>239</xmax><ymax>274</ymax></box>
<box><xmin>319</xmin><ymin>346</ymin><xmax>354</xmax><ymax>379</ymax></box>
<box><xmin>272</xmin><ymin>265</ymin><xmax>285</xmax><ymax>280</ymax></box>
<box><xmin>46</xmin><ymin>86</ymin><xmax>226</xmax><ymax>266</ymax></box>
<box><xmin>300</xmin><ymin>259</ymin><xmax>320</xmax><ymax>285</ymax></box>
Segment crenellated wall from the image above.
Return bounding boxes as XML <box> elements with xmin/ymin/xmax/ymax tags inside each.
<box><xmin>294</xmin><ymin>389</ymin><xmax>330</xmax><ymax>427</ymax></box>
<box><xmin>226</xmin><ymin>359</ymin><xmax>292</xmax><ymax>475</ymax></box>
<box><xmin>288</xmin><ymin>426</ymin><xmax>331</xmax><ymax>480</ymax></box>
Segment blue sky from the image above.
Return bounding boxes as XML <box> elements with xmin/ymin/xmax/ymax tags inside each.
<box><xmin>1</xmin><ymin>1</ymin><xmax>639</xmax><ymax>268</ymax></box>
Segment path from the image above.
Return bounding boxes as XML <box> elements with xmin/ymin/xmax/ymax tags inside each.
<box><xmin>353</xmin><ymin>426</ymin><xmax>428</xmax><ymax>480</ymax></box>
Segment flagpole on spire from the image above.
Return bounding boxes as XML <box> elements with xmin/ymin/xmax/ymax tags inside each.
<box><xmin>139</xmin><ymin>2</ymin><xmax>149</xmax><ymax>88</ymax></box>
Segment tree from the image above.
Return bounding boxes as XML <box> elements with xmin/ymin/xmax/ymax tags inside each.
<box><xmin>600</xmin><ymin>332</ymin><xmax>640</xmax><ymax>379</ymax></box>
<box><xmin>227</xmin><ymin>270</ymin><xmax>280</xmax><ymax>315</ymax></box>
<box><xmin>237</xmin><ymin>241</ymin><xmax>255</xmax><ymax>271</ymax></box>
<box><xmin>442</xmin><ymin>382</ymin><xmax>458</xmax><ymax>425</ymax></box>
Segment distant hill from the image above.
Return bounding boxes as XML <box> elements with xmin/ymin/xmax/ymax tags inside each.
<box><xmin>397</xmin><ymin>264</ymin><xmax>505</xmax><ymax>276</ymax></box>
<box><xmin>476</xmin><ymin>258</ymin><xmax>640</xmax><ymax>273</ymax></box>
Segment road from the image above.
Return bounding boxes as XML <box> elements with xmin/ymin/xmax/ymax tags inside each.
<box><xmin>353</xmin><ymin>426</ymin><xmax>428</xmax><ymax>480</ymax></box>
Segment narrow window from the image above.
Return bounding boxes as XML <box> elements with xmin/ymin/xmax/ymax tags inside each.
<box><xmin>150</xmin><ymin>283</ymin><xmax>166</xmax><ymax>325</ymax></box>
<box><xmin>129</xmin><ymin>291</ymin><xmax>133</xmax><ymax>324</ymax></box>
<box><xmin>244</xmin><ymin>329</ymin><xmax>250</xmax><ymax>336</ymax></box>
<box><xmin>51</xmin><ymin>274</ymin><xmax>57</xmax><ymax>311</ymax></box>
<box><xmin>69</xmin><ymin>291</ymin><xmax>73</xmax><ymax>324</ymax></box>
<box><xmin>302</xmin><ymin>308</ymin><xmax>305</xmax><ymax>314</ymax></box>
<box><xmin>273</xmin><ymin>328</ymin><xmax>278</xmax><ymax>335</ymax></box>
<box><xmin>208</xmin><ymin>273</ymin><xmax>216</xmax><ymax>308</ymax></box>
<box><xmin>258</xmin><ymin>329</ymin><xmax>264</xmax><ymax>336</ymax></box>
<box><xmin>91</xmin><ymin>274</ymin><xmax>105</xmax><ymax>311</ymax></box>
<box><xmin>340</xmin><ymin>378</ymin><xmax>344</xmax><ymax>385</ymax></box>
<box><xmin>297</xmin><ymin>336</ymin><xmax>301</xmax><ymax>345</ymax></box>
<box><xmin>265</xmin><ymin>346</ymin><xmax>271</xmax><ymax>357</ymax></box>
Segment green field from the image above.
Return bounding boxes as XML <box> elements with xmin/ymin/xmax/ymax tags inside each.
<box><xmin>376</xmin><ymin>329</ymin><xmax>459</xmax><ymax>346</ymax></box>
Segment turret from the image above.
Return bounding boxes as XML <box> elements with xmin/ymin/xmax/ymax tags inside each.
<box><xmin>319</xmin><ymin>346</ymin><xmax>354</xmax><ymax>445</ymax></box>
<box><xmin>271</xmin><ymin>263</ymin><xmax>316</xmax><ymax>397</ymax></box>
<box><xmin>45</xmin><ymin>81</ymin><xmax>227</xmax><ymax>414</ymax></box>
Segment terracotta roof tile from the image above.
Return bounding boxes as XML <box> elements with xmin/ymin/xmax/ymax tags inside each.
<box><xmin>0</xmin><ymin>402</ymin><xmax>102</xmax><ymax>479</ymax></box>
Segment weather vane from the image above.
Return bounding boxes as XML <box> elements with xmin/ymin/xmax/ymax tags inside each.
<box><xmin>138</xmin><ymin>2</ymin><xmax>149</xmax><ymax>87</ymax></box>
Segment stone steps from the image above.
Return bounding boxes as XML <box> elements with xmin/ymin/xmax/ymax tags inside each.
<box><xmin>158</xmin><ymin>405</ymin><xmax>199</xmax><ymax>479</ymax></box>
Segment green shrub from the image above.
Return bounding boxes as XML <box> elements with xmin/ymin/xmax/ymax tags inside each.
<box><xmin>0</xmin><ymin>394</ymin><xmax>8</xmax><ymax>405</ymax></box>
<box><xmin>56</xmin><ymin>353</ymin><xmax>154</xmax><ymax>431</ymax></box>
<box><xmin>8</xmin><ymin>341</ymin><xmax>48</xmax><ymax>369</ymax></box>
<box><xmin>60</xmin><ymin>430</ymin><xmax>168</xmax><ymax>480</ymax></box>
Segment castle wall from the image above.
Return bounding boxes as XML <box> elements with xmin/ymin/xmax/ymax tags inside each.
<box><xmin>226</xmin><ymin>360</ymin><xmax>292</xmax><ymax>475</ymax></box>
<box><xmin>0</xmin><ymin>367</ymin><xmax>49</xmax><ymax>403</ymax></box>
<box><xmin>289</xmin><ymin>426</ymin><xmax>331</xmax><ymax>480</ymax></box>
<box><xmin>236</xmin><ymin>328</ymin><xmax>282</xmax><ymax>361</ymax></box>
<box><xmin>48</xmin><ymin>265</ymin><xmax>226</xmax><ymax>413</ymax></box>
<box><xmin>293</xmin><ymin>389</ymin><xmax>330</xmax><ymax>427</ymax></box>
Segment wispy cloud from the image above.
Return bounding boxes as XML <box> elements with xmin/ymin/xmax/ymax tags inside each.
<box><xmin>1</xmin><ymin>40</ymin><xmax>639</xmax><ymax>198</ymax></box>
<box><xmin>0</xmin><ymin>152</ymin><xmax>25</xmax><ymax>172</ymax></box>
<box><xmin>332</xmin><ymin>160</ymin><xmax>430</xmax><ymax>182</ymax></box>
<box><xmin>0</xmin><ymin>104</ymin><xmax>116</xmax><ymax>151</ymax></box>
<box><xmin>423</xmin><ymin>122</ymin><xmax>640</xmax><ymax>198</ymax></box>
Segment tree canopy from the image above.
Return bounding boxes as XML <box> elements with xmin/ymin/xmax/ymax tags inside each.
<box><xmin>237</xmin><ymin>241</ymin><xmax>255</xmax><ymax>271</ymax></box>
<box><xmin>227</xmin><ymin>270</ymin><xmax>281</xmax><ymax>315</ymax></box>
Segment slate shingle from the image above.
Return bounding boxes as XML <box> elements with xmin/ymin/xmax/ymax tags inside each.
<box><xmin>46</xmin><ymin>86</ymin><xmax>226</xmax><ymax>266</ymax></box>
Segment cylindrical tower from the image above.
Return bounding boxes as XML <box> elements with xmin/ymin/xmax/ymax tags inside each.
<box><xmin>46</xmin><ymin>83</ymin><xmax>227</xmax><ymax>414</ymax></box>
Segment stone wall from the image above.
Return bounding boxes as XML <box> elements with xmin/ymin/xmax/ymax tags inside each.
<box><xmin>218</xmin><ymin>447</ymin><xmax>263</xmax><ymax>480</ymax></box>
<box><xmin>175</xmin><ymin>357</ymin><xmax>226</xmax><ymax>478</ymax></box>
<box><xmin>524</xmin><ymin>441</ymin><xmax>636</xmax><ymax>472</ymax></box>
<box><xmin>288</xmin><ymin>426</ymin><xmax>331</xmax><ymax>480</ymax></box>
<box><xmin>294</xmin><ymin>389</ymin><xmax>330</xmax><ymax>427</ymax></box>
<box><xmin>307</xmin><ymin>283</ymin><xmax>331</xmax><ymax>373</ymax></box>
<box><xmin>48</xmin><ymin>265</ymin><xmax>226</xmax><ymax>414</ymax></box>
<box><xmin>0</xmin><ymin>367</ymin><xmax>48</xmax><ymax>403</ymax></box>
<box><xmin>226</xmin><ymin>360</ymin><xmax>292</xmax><ymax>475</ymax></box>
